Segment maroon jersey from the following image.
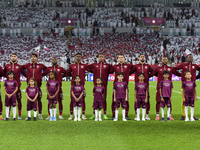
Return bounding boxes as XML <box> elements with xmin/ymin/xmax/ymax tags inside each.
<box><xmin>46</xmin><ymin>80</ymin><xmax>60</xmax><ymax>96</ymax></box>
<box><xmin>22</xmin><ymin>62</ymin><xmax>47</xmax><ymax>87</ymax></box>
<box><xmin>135</xmin><ymin>82</ymin><xmax>148</xmax><ymax>96</ymax></box>
<box><xmin>174</xmin><ymin>62</ymin><xmax>200</xmax><ymax>82</ymax></box>
<box><xmin>159</xmin><ymin>79</ymin><xmax>173</xmax><ymax>98</ymax></box>
<box><xmin>93</xmin><ymin>85</ymin><xmax>105</xmax><ymax>101</ymax></box>
<box><xmin>110</xmin><ymin>63</ymin><xmax>132</xmax><ymax>84</ymax></box>
<box><xmin>113</xmin><ymin>81</ymin><xmax>128</xmax><ymax>99</ymax></box>
<box><xmin>4</xmin><ymin>63</ymin><xmax>27</xmax><ymax>87</ymax></box>
<box><xmin>71</xmin><ymin>84</ymin><xmax>84</xmax><ymax>98</ymax></box>
<box><xmin>65</xmin><ymin>62</ymin><xmax>90</xmax><ymax>86</ymax></box>
<box><xmin>182</xmin><ymin>81</ymin><xmax>196</xmax><ymax>97</ymax></box>
<box><xmin>131</xmin><ymin>63</ymin><xmax>153</xmax><ymax>85</ymax></box>
<box><xmin>4</xmin><ymin>80</ymin><xmax>18</xmax><ymax>94</ymax></box>
<box><xmin>26</xmin><ymin>86</ymin><xmax>39</xmax><ymax>99</ymax></box>
<box><xmin>151</xmin><ymin>65</ymin><xmax>181</xmax><ymax>90</ymax></box>
<box><xmin>89</xmin><ymin>62</ymin><xmax>112</xmax><ymax>87</ymax></box>
<box><xmin>42</xmin><ymin>65</ymin><xmax>66</xmax><ymax>86</ymax></box>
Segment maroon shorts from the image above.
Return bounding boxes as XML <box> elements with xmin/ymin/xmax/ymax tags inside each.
<box><xmin>93</xmin><ymin>101</ymin><xmax>103</xmax><ymax>109</ymax></box>
<box><xmin>16</xmin><ymin>87</ymin><xmax>22</xmax><ymax>100</ymax></box>
<box><xmin>183</xmin><ymin>97</ymin><xmax>194</xmax><ymax>107</ymax></box>
<box><xmin>135</xmin><ymin>95</ymin><xmax>146</xmax><ymax>108</ymax></box>
<box><xmin>48</xmin><ymin>98</ymin><xmax>58</xmax><ymax>105</ymax></box>
<box><xmin>27</xmin><ymin>100</ymin><xmax>37</xmax><ymax>111</ymax></box>
<box><xmin>5</xmin><ymin>94</ymin><xmax>16</xmax><ymax>107</ymax></box>
<box><xmin>160</xmin><ymin>97</ymin><xmax>171</xmax><ymax>107</ymax></box>
<box><xmin>73</xmin><ymin>98</ymin><xmax>83</xmax><ymax>107</ymax></box>
<box><xmin>115</xmin><ymin>98</ymin><xmax>126</xmax><ymax>109</ymax></box>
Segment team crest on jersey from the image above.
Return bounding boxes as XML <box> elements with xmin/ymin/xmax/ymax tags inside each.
<box><xmin>74</xmin><ymin>66</ymin><xmax>76</xmax><ymax>68</ymax></box>
<box><xmin>16</xmin><ymin>66</ymin><xmax>19</xmax><ymax>69</ymax></box>
<box><xmin>124</xmin><ymin>65</ymin><xmax>127</xmax><ymax>68</ymax></box>
<box><xmin>138</xmin><ymin>67</ymin><xmax>140</xmax><ymax>69</ymax></box>
<box><xmin>168</xmin><ymin>68</ymin><xmax>170</xmax><ymax>71</ymax></box>
<box><xmin>160</xmin><ymin>69</ymin><xmax>162</xmax><ymax>71</ymax></box>
<box><xmin>30</xmin><ymin>66</ymin><xmax>32</xmax><ymax>68</ymax></box>
<box><xmin>57</xmin><ymin>69</ymin><xmax>60</xmax><ymax>71</ymax></box>
<box><xmin>192</xmin><ymin>66</ymin><xmax>194</xmax><ymax>69</ymax></box>
<box><xmin>81</xmin><ymin>66</ymin><xmax>83</xmax><ymax>68</ymax></box>
<box><xmin>9</xmin><ymin>66</ymin><xmax>11</xmax><ymax>68</ymax></box>
<box><xmin>117</xmin><ymin>67</ymin><xmax>119</xmax><ymax>69</ymax></box>
<box><xmin>96</xmin><ymin>65</ymin><xmax>98</xmax><ymax>67</ymax></box>
<box><xmin>185</xmin><ymin>66</ymin><xmax>187</xmax><ymax>68</ymax></box>
<box><xmin>37</xmin><ymin>65</ymin><xmax>39</xmax><ymax>68</ymax></box>
<box><xmin>145</xmin><ymin>66</ymin><xmax>147</xmax><ymax>69</ymax></box>
<box><xmin>103</xmin><ymin>65</ymin><xmax>106</xmax><ymax>68</ymax></box>
<box><xmin>50</xmin><ymin>70</ymin><xmax>52</xmax><ymax>71</ymax></box>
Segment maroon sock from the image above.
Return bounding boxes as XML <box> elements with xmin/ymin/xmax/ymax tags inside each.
<box><xmin>38</xmin><ymin>101</ymin><xmax>42</xmax><ymax>114</ymax></box>
<box><xmin>112</xmin><ymin>101</ymin><xmax>115</xmax><ymax>116</ymax></box>
<box><xmin>70</xmin><ymin>98</ymin><xmax>73</xmax><ymax>115</ymax></box>
<box><xmin>17</xmin><ymin>98</ymin><xmax>22</xmax><ymax>115</ymax></box>
<box><xmin>59</xmin><ymin>100</ymin><xmax>63</xmax><ymax>115</ymax></box>
<box><xmin>146</xmin><ymin>101</ymin><xmax>150</xmax><ymax>115</ymax></box>
<box><xmin>82</xmin><ymin>98</ymin><xmax>85</xmax><ymax>115</ymax></box>
<box><xmin>156</xmin><ymin>102</ymin><xmax>160</xmax><ymax>114</ymax></box>
<box><xmin>0</xmin><ymin>101</ymin><xmax>2</xmax><ymax>116</ymax></box>
<box><xmin>103</xmin><ymin>100</ymin><xmax>107</xmax><ymax>115</ymax></box>
<box><xmin>125</xmin><ymin>101</ymin><xmax>129</xmax><ymax>116</ymax></box>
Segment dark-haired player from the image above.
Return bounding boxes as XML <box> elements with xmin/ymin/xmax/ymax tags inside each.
<box><xmin>22</xmin><ymin>53</ymin><xmax>47</xmax><ymax>120</ymax></box>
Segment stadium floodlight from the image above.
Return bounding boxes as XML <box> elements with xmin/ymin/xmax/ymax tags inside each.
<box><xmin>68</xmin><ymin>20</ymin><xmax>71</xmax><ymax>23</ymax></box>
<box><xmin>152</xmin><ymin>20</ymin><xmax>155</xmax><ymax>23</ymax></box>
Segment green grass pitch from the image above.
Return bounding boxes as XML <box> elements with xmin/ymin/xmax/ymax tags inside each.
<box><xmin>1</xmin><ymin>81</ymin><xmax>200</xmax><ymax>150</ymax></box>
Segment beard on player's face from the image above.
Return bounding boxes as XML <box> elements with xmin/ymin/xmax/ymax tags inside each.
<box><xmin>140</xmin><ymin>60</ymin><xmax>145</xmax><ymax>62</ymax></box>
<box><xmin>11</xmin><ymin>59</ymin><xmax>17</xmax><ymax>63</ymax></box>
<box><xmin>52</xmin><ymin>62</ymin><xmax>57</xmax><ymax>66</ymax></box>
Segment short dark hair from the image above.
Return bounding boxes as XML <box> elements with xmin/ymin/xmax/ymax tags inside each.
<box><xmin>8</xmin><ymin>71</ymin><xmax>15</xmax><ymax>77</ymax></box>
<box><xmin>75</xmin><ymin>53</ymin><xmax>82</xmax><ymax>56</ymax></box>
<box><xmin>50</xmin><ymin>71</ymin><xmax>57</xmax><ymax>78</ymax></box>
<box><xmin>117</xmin><ymin>54</ymin><xmax>124</xmax><ymax>57</ymax></box>
<box><xmin>184</xmin><ymin>71</ymin><xmax>191</xmax><ymax>75</ymax></box>
<box><xmin>139</xmin><ymin>54</ymin><xmax>145</xmax><ymax>57</ymax></box>
<box><xmin>98</xmin><ymin>54</ymin><xmax>104</xmax><ymax>57</ymax></box>
<box><xmin>117</xmin><ymin>72</ymin><xmax>124</xmax><ymax>77</ymax></box>
<box><xmin>163</xmin><ymin>70</ymin><xmax>169</xmax><ymax>75</ymax></box>
<box><xmin>31</xmin><ymin>53</ymin><xmax>37</xmax><ymax>58</ymax></box>
<box><xmin>187</xmin><ymin>54</ymin><xmax>192</xmax><ymax>58</ymax></box>
<box><xmin>138</xmin><ymin>73</ymin><xmax>145</xmax><ymax>77</ymax></box>
<box><xmin>11</xmin><ymin>53</ymin><xmax>17</xmax><ymax>56</ymax></box>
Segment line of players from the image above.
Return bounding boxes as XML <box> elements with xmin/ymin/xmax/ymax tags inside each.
<box><xmin>0</xmin><ymin>52</ymin><xmax>199</xmax><ymax>121</ymax></box>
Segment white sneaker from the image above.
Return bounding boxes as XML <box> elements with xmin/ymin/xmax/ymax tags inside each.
<box><xmin>82</xmin><ymin>115</ymin><xmax>87</xmax><ymax>120</ymax></box>
<box><xmin>136</xmin><ymin>118</ymin><xmax>140</xmax><ymax>121</ymax></box>
<box><xmin>185</xmin><ymin>117</ymin><xmax>189</xmax><ymax>122</ymax></box>
<box><xmin>113</xmin><ymin>118</ymin><xmax>118</xmax><ymax>121</ymax></box>
<box><xmin>145</xmin><ymin>116</ymin><xmax>151</xmax><ymax>120</ymax></box>
<box><xmin>59</xmin><ymin>116</ymin><xmax>64</xmax><ymax>120</ymax></box>
<box><xmin>78</xmin><ymin>118</ymin><xmax>81</xmax><ymax>121</ymax></box>
<box><xmin>123</xmin><ymin>119</ymin><xmax>127</xmax><ymax>121</ymax></box>
<box><xmin>74</xmin><ymin>118</ymin><xmax>78</xmax><ymax>121</ymax></box>
<box><xmin>99</xmin><ymin>118</ymin><xmax>102</xmax><ymax>121</ymax></box>
<box><xmin>142</xmin><ymin>118</ymin><xmax>145</xmax><ymax>121</ymax></box>
<box><xmin>190</xmin><ymin>118</ymin><xmax>195</xmax><ymax>121</ymax></box>
<box><xmin>95</xmin><ymin>118</ymin><xmax>98</xmax><ymax>121</ymax></box>
<box><xmin>46</xmin><ymin>115</ymin><xmax>50</xmax><ymax>120</ymax></box>
<box><xmin>38</xmin><ymin>114</ymin><xmax>43</xmax><ymax>120</ymax></box>
<box><xmin>134</xmin><ymin>117</ymin><xmax>137</xmax><ymax>120</ymax></box>
<box><xmin>68</xmin><ymin>115</ymin><xmax>73</xmax><ymax>120</ymax></box>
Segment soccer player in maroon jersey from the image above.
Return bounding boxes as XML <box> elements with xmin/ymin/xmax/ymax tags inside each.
<box><xmin>151</xmin><ymin>57</ymin><xmax>181</xmax><ymax>121</ymax></box>
<box><xmin>0</xmin><ymin>66</ymin><xmax>4</xmax><ymax>120</ymax></box>
<box><xmin>4</xmin><ymin>53</ymin><xmax>27</xmax><ymax>120</ymax></box>
<box><xmin>88</xmin><ymin>54</ymin><xmax>112</xmax><ymax>120</ymax></box>
<box><xmin>131</xmin><ymin>54</ymin><xmax>153</xmax><ymax>120</ymax></box>
<box><xmin>22</xmin><ymin>53</ymin><xmax>47</xmax><ymax>120</ymax></box>
<box><xmin>64</xmin><ymin>53</ymin><xmax>90</xmax><ymax>120</ymax></box>
<box><xmin>42</xmin><ymin>57</ymin><xmax>66</xmax><ymax>120</ymax></box>
<box><xmin>110</xmin><ymin>54</ymin><xmax>133</xmax><ymax>120</ymax></box>
<box><xmin>174</xmin><ymin>54</ymin><xmax>200</xmax><ymax>120</ymax></box>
